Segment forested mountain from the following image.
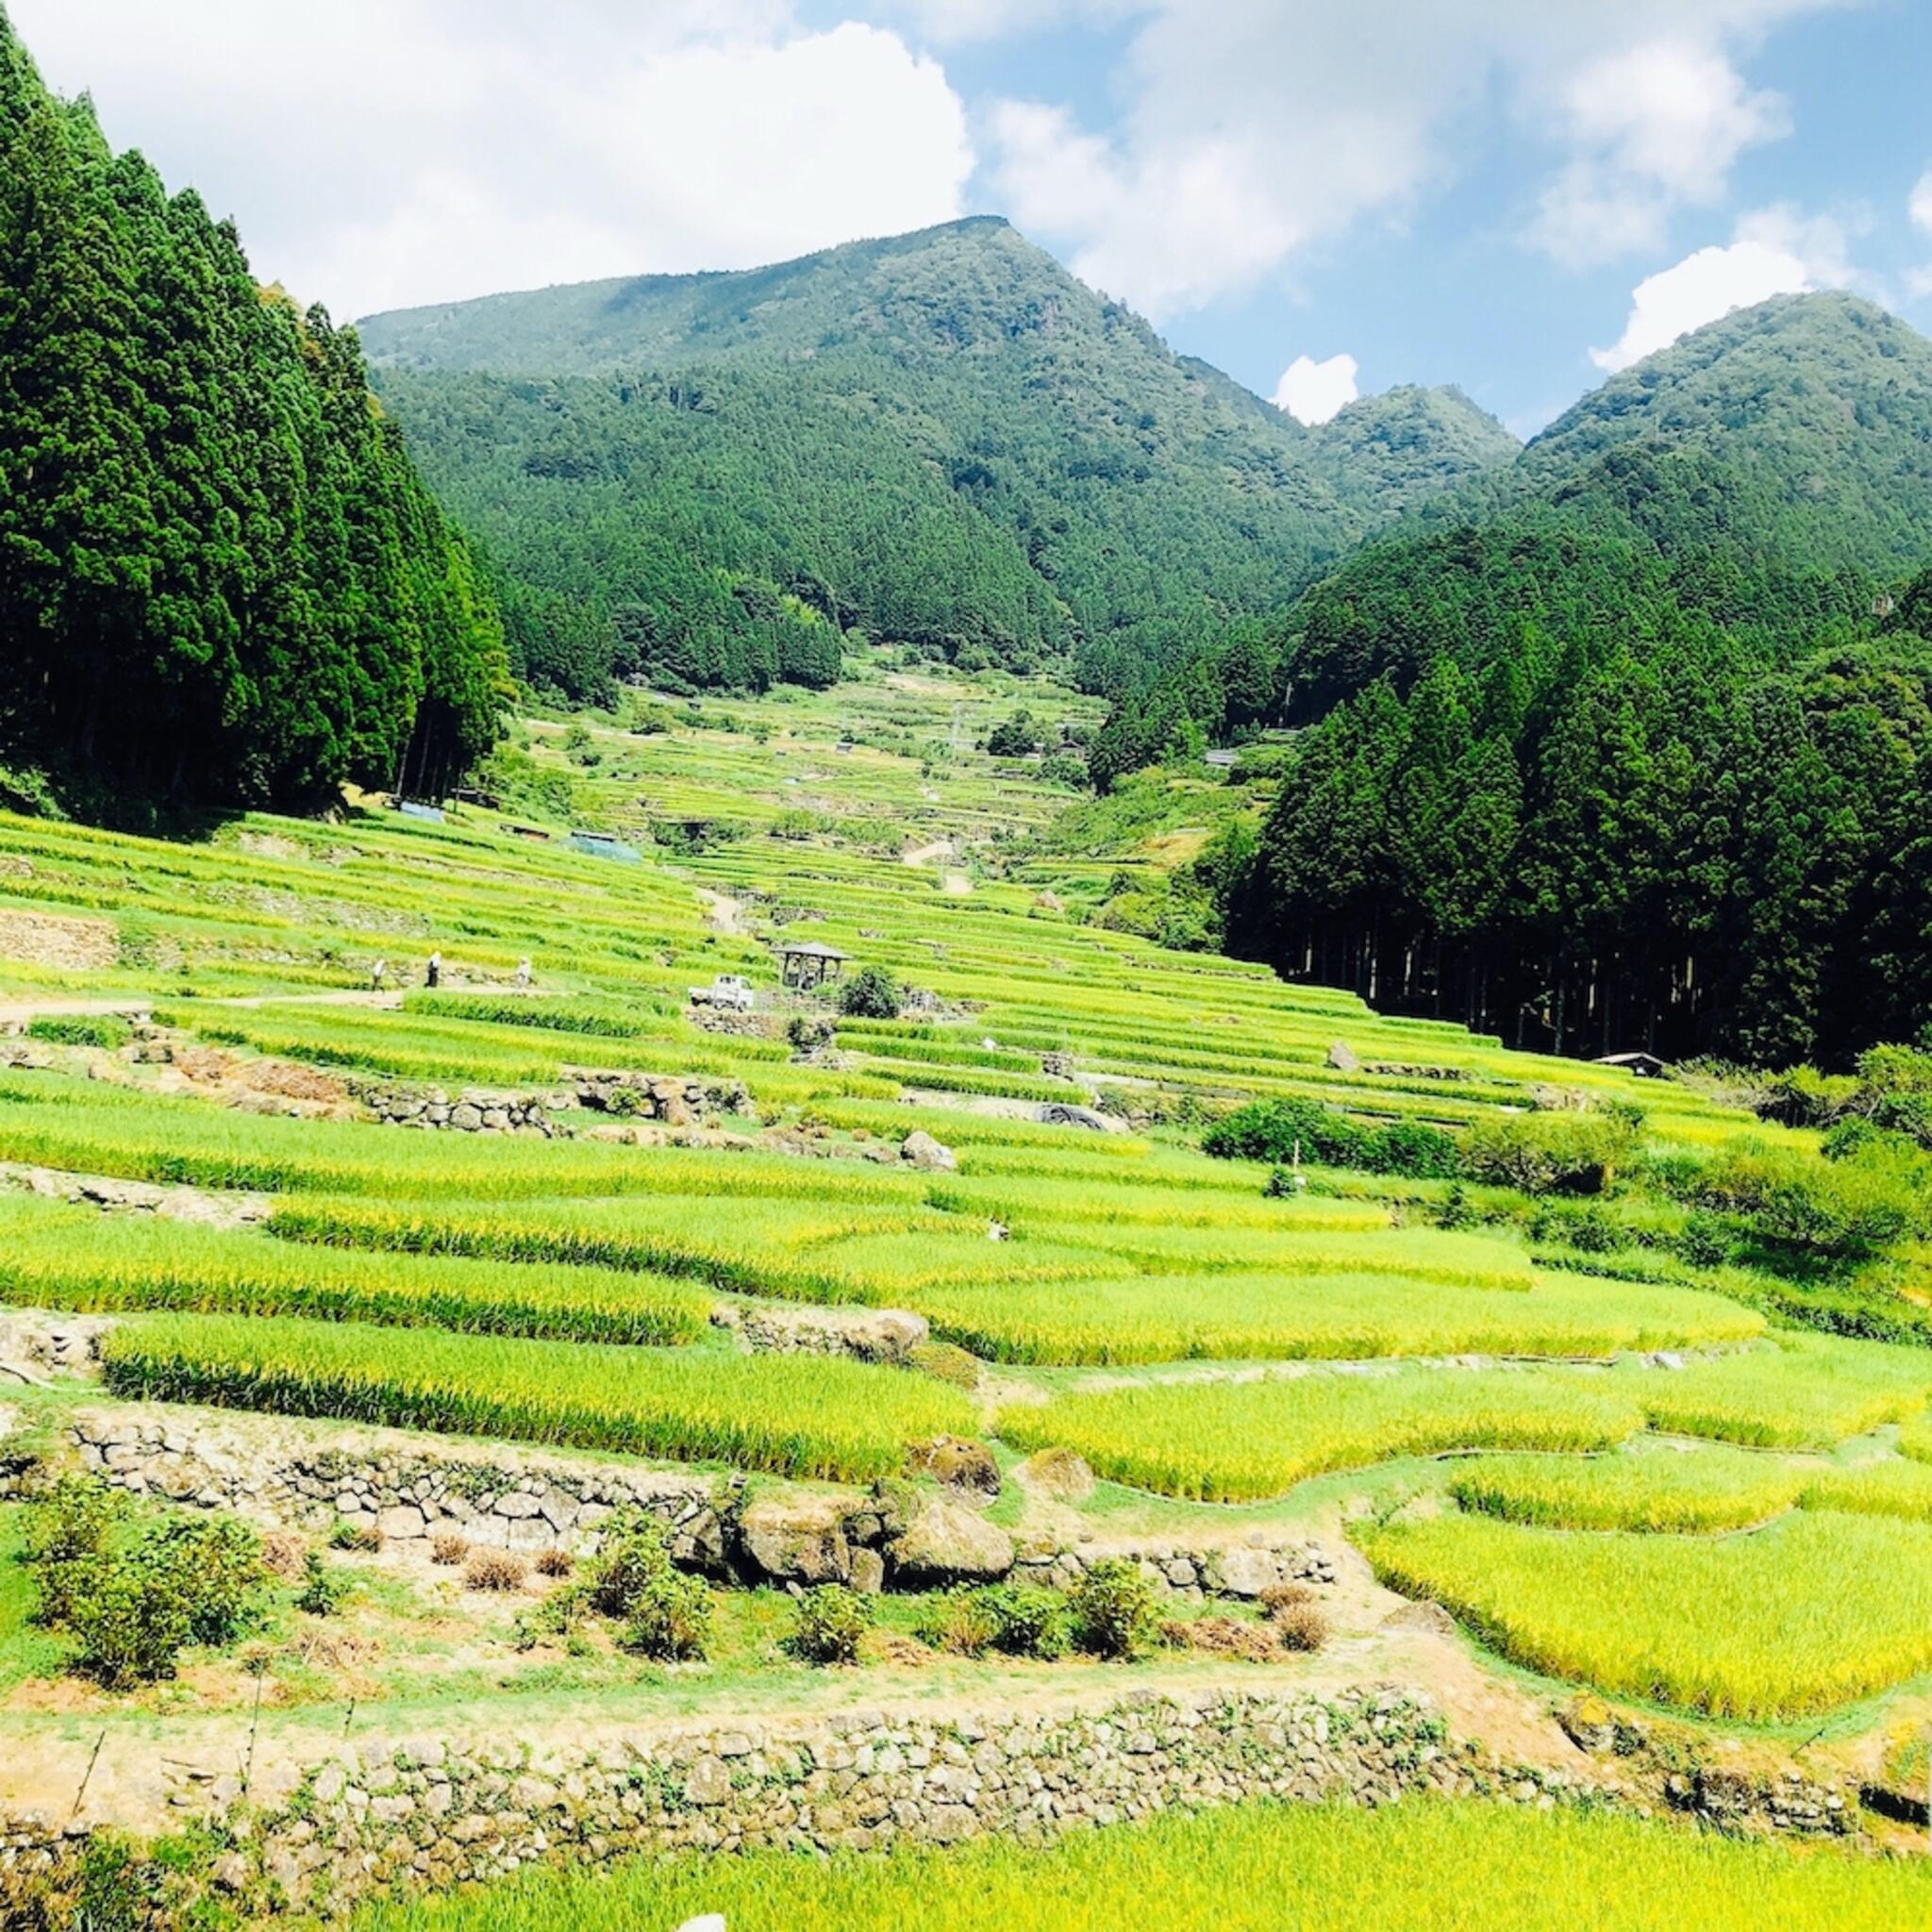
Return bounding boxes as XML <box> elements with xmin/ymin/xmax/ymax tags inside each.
<box><xmin>1495</xmin><ymin>293</ymin><xmax>1932</xmax><ymax>570</ymax></box>
<box><xmin>1119</xmin><ymin>292</ymin><xmax>1932</xmax><ymax>1068</ymax></box>
<box><xmin>359</xmin><ymin>220</ymin><xmax>1516</xmax><ymax>704</ymax></box>
<box><xmin>0</xmin><ymin>8</ymin><xmax>506</xmax><ymax>812</ymax></box>
<box><xmin>1309</xmin><ymin>385</ymin><xmax>1520</xmax><ymax>519</ymax></box>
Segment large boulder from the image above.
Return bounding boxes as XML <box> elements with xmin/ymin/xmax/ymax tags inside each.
<box><xmin>734</xmin><ymin>1491</ymin><xmax>851</xmax><ymax>1585</ymax></box>
<box><xmin>1035</xmin><ymin>1102</ymin><xmax>1120</xmax><ymax>1132</ymax></box>
<box><xmin>885</xmin><ymin>1493</ymin><xmax>1015</xmax><ymax>1587</ymax></box>
<box><xmin>900</xmin><ymin>1130</ymin><xmax>958</xmax><ymax>1173</ymax></box>
<box><xmin>1325</xmin><ymin>1041</ymin><xmax>1360</xmax><ymax>1073</ymax></box>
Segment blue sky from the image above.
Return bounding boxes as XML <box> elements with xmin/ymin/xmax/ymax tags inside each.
<box><xmin>14</xmin><ymin>0</ymin><xmax>1932</xmax><ymax>437</ymax></box>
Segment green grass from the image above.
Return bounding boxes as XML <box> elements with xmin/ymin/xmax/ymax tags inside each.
<box><xmin>344</xmin><ymin>1797</ymin><xmax>1932</xmax><ymax>1932</ymax></box>
<box><xmin>996</xmin><ymin>1366</ymin><xmax>1646</xmax><ymax>1502</ymax></box>
<box><xmin>0</xmin><ymin>1194</ymin><xmax>711</xmax><ymax>1346</ymax></box>
<box><xmin>1358</xmin><ymin>1507</ymin><xmax>1932</xmax><ymax>1718</ymax></box>
<box><xmin>1447</xmin><ymin>1443</ymin><xmax>1805</xmax><ymax>1533</ymax></box>
<box><xmin>100</xmin><ymin>1313</ymin><xmax>975</xmax><ymax>1484</ymax></box>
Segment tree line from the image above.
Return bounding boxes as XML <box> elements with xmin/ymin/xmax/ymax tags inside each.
<box><xmin>0</xmin><ymin>9</ymin><xmax>506</xmax><ymax>811</ymax></box>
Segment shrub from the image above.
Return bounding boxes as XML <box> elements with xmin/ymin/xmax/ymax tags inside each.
<box><xmin>1692</xmin><ymin>1138</ymin><xmax>1929</xmax><ymax>1257</ymax></box>
<box><xmin>1258</xmin><ymin>1582</ymin><xmax>1314</xmax><ymax>1619</ymax></box>
<box><xmin>25</xmin><ymin>1014</ymin><xmax>131</xmax><ymax>1051</ymax></box>
<box><xmin>25</xmin><ymin>1493</ymin><xmax>270</xmax><ymax>1689</ymax></box>
<box><xmin>620</xmin><ymin>1569</ymin><xmax>712</xmax><ymax>1662</ymax></box>
<box><xmin>294</xmin><ymin>1553</ymin><xmax>347</xmax><ymax>1617</ymax></box>
<box><xmin>1070</xmin><ymin>1558</ymin><xmax>1160</xmax><ymax>1660</ymax></box>
<box><xmin>586</xmin><ymin>1510</ymin><xmax>679</xmax><ymax>1618</ymax></box>
<box><xmin>534</xmin><ymin>1547</ymin><xmax>575</xmax><ymax>1579</ymax></box>
<box><xmin>790</xmin><ymin>1584</ymin><xmax>873</xmax><ymax>1664</ymax></box>
<box><xmin>22</xmin><ymin>1476</ymin><xmax>128</xmax><ymax>1627</ymax></box>
<box><xmin>979</xmin><ymin>1582</ymin><xmax>1074</xmax><ymax>1659</ymax></box>
<box><xmin>1676</xmin><ymin>1213</ymin><xmax>1730</xmax><ymax>1270</ymax></box>
<box><xmin>430</xmin><ymin>1534</ymin><xmax>471</xmax><ymax>1566</ymax></box>
<box><xmin>1366</xmin><ymin>1121</ymin><xmax>1461</xmax><ymax>1179</ymax></box>
<box><xmin>1203</xmin><ymin>1098</ymin><xmax>1366</xmax><ymax>1169</ymax></box>
<box><xmin>330</xmin><ymin>1520</ymin><xmax>383</xmax><ymax>1554</ymax></box>
<box><xmin>839</xmin><ymin>968</ymin><xmax>903</xmax><ymax>1021</ymax></box>
<box><xmin>1458</xmin><ymin>1112</ymin><xmax>1640</xmax><ymax>1195</ymax></box>
<box><xmin>1273</xmin><ymin>1602</ymin><xmax>1327</xmax><ymax>1653</ymax></box>
<box><xmin>464</xmin><ymin>1551</ymin><xmax>527</xmax><ymax>1593</ymax></box>
<box><xmin>914</xmin><ymin>1587</ymin><xmax>1000</xmax><ymax>1658</ymax></box>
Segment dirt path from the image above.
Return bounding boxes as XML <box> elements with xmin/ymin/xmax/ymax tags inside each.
<box><xmin>694</xmin><ymin>887</ymin><xmax>746</xmax><ymax>935</ymax></box>
<box><xmin>902</xmin><ymin>839</ymin><xmax>954</xmax><ymax>869</ymax></box>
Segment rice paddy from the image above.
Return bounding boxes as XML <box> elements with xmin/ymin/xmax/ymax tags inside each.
<box><xmin>1357</xmin><ymin>1507</ymin><xmax>1932</xmax><ymax>1719</ymax></box>
<box><xmin>100</xmin><ymin>1312</ymin><xmax>974</xmax><ymax>1483</ymax></box>
<box><xmin>345</xmin><ymin>1796</ymin><xmax>1932</xmax><ymax>1932</ymax></box>
<box><xmin>5</xmin><ymin>667</ymin><xmax>1932</xmax><ymax>1907</ymax></box>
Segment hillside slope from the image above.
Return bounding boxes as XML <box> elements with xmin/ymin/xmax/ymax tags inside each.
<box><xmin>359</xmin><ymin>220</ymin><xmax>1516</xmax><ymax>701</ymax></box>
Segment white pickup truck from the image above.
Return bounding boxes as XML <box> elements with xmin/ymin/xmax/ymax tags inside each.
<box><xmin>689</xmin><ymin>974</ymin><xmax>756</xmax><ymax>1013</ymax></box>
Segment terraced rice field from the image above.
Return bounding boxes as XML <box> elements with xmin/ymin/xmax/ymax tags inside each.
<box><xmin>5</xmin><ymin>666</ymin><xmax>1932</xmax><ymax>1825</ymax></box>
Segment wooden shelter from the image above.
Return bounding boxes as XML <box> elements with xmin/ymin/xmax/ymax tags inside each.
<box><xmin>777</xmin><ymin>940</ymin><xmax>848</xmax><ymax>991</ymax></box>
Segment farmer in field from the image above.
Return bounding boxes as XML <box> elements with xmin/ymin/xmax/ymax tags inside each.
<box><xmin>370</xmin><ymin>958</ymin><xmax>387</xmax><ymax>992</ymax></box>
<box><xmin>425</xmin><ymin>950</ymin><xmax>441</xmax><ymax>990</ymax></box>
<box><xmin>516</xmin><ymin>958</ymin><xmax>533</xmax><ymax>989</ymax></box>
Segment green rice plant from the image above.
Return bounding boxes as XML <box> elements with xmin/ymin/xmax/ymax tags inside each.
<box><xmin>1357</xmin><ymin>1507</ymin><xmax>1932</xmax><ymax>1719</ymax></box>
<box><xmin>1798</xmin><ymin>1457</ymin><xmax>1932</xmax><ymax>1523</ymax></box>
<box><xmin>924</xmin><ymin>1173</ymin><xmax>1390</xmax><ymax>1233</ymax></box>
<box><xmin>1636</xmin><ymin>1334</ymin><xmax>1932</xmax><ymax>1449</ymax></box>
<box><xmin>342</xmin><ymin>1793</ymin><xmax>1932</xmax><ymax>1932</ymax></box>
<box><xmin>909</xmin><ymin>1268</ymin><xmax>1759</xmax><ymax>1368</ymax></box>
<box><xmin>1899</xmin><ymin>1411</ymin><xmax>1932</xmax><ymax>1464</ymax></box>
<box><xmin>1447</xmin><ymin>1444</ymin><xmax>1804</xmax><ymax>1533</ymax></box>
<box><xmin>404</xmin><ymin>991</ymin><xmax>679</xmax><ymax>1036</ymax></box>
<box><xmin>996</xmin><ymin>1367</ymin><xmax>1645</xmax><ymax>1502</ymax></box>
<box><xmin>1046</xmin><ymin>1220</ymin><xmax>1538</xmax><ymax>1290</ymax></box>
<box><xmin>268</xmin><ymin>1195</ymin><xmax>979</xmax><ymax>1303</ymax></box>
<box><xmin>100</xmin><ymin>1314</ymin><xmax>974</xmax><ymax>1483</ymax></box>
<box><xmin>0</xmin><ymin>1195</ymin><xmax>709</xmax><ymax>1346</ymax></box>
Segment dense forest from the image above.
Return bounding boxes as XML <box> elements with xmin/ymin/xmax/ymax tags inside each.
<box><xmin>360</xmin><ymin>220</ymin><xmax>1518</xmax><ymax>705</ymax></box>
<box><xmin>1102</xmin><ymin>293</ymin><xmax>1932</xmax><ymax>1067</ymax></box>
<box><xmin>0</xmin><ymin>8</ymin><xmax>506</xmax><ymax>811</ymax></box>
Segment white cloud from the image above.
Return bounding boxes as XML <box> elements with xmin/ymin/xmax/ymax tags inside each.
<box><xmin>7</xmin><ymin>3</ymin><xmax>973</xmax><ymax>317</ymax></box>
<box><xmin>1588</xmin><ymin>205</ymin><xmax>1855</xmax><ymax>371</ymax></box>
<box><xmin>1272</xmin><ymin>353</ymin><xmax>1359</xmax><ymax>425</ymax></box>
<box><xmin>981</xmin><ymin>1</ymin><xmax>1849</xmax><ymax>319</ymax></box>
<box><xmin>1530</xmin><ymin>41</ymin><xmax>1790</xmax><ymax>264</ymax></box>
<box><xmin>1911</xmin><ymin>167</ymin><xmax>1932</xmax><ymax>236</ymax></box>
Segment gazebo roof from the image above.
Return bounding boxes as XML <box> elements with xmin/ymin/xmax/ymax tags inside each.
<box><xmin>776</xmin><ymin>940</ymin><xmax>848</xmax><ymax>959</ymax></box>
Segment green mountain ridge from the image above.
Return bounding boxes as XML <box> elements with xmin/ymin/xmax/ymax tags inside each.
<box><xmin>358</xmin><ymin>219</ymin><xmax>1519</xmax><ymax>702</ymax></box>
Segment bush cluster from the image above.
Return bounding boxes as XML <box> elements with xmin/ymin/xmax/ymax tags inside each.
<box><xmin>914</xmin><ymin>1582</ymin><xmax>1074</xmax><ymax>1660</ymax></box>
<box><xmin>1204</xmin><ymin>1097</ymin><xmax>1457</xmax><ymax>1180</ymax></box>
<box><xmin>589</xmin><ymin>1511</ymin><xmax>713</xmax><ymax>1661</ymax></box>
<box><xmin>838</xmin><ymin>967</ymin><xmax>904</xmax><ymax>1021</ymax></box>
<box><xmin>24</xmin><ymin>1478</ymin><xmax>268</xmax><ymax>1688</ymax></box>
<box><xmin>789</xmin><ymin>1584</ymin><xmax>873</xmax><ymax>1664</ymax></box>
<box><xmin>1068</xmin><ymin>1558</ymin><xmax>1161</xmax><ymax>1660</ymax></box>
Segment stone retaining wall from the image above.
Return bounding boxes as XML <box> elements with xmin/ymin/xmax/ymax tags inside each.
<box><xmin>60</xmin><ymin>1410</ymin><xmax>1337</xmax><ymax>1600</ymax></box>
<box><xmin>357</xmin><ymin>1072</ymin><xmax>751</xmax><ymax>1134</ymax></box>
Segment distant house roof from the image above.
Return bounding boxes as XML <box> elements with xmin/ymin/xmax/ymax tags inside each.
<box><xmin>776</xmin><ymin>941</ymin><xmax>848</xmax><ymax>960</ymax></box>
<box><xmin>1596</xmin><ymin>1050</ymin><xmax>1667</xmax><ymax>1077</ymax></box>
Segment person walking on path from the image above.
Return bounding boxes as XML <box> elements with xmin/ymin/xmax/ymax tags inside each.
<box><xmin>370</xmin><ymin>958</ymin><xmax>388</xmax><ymax>993</ymax></box>
<box><xmin>515</xmin><ymin>958</ymin><xmax>533</xmax><ymax>989</ymax></box>
<box><xmin>425</xmin><ymin>951</ymin><xmax>441</xmax><ymax>990</ymax></box>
